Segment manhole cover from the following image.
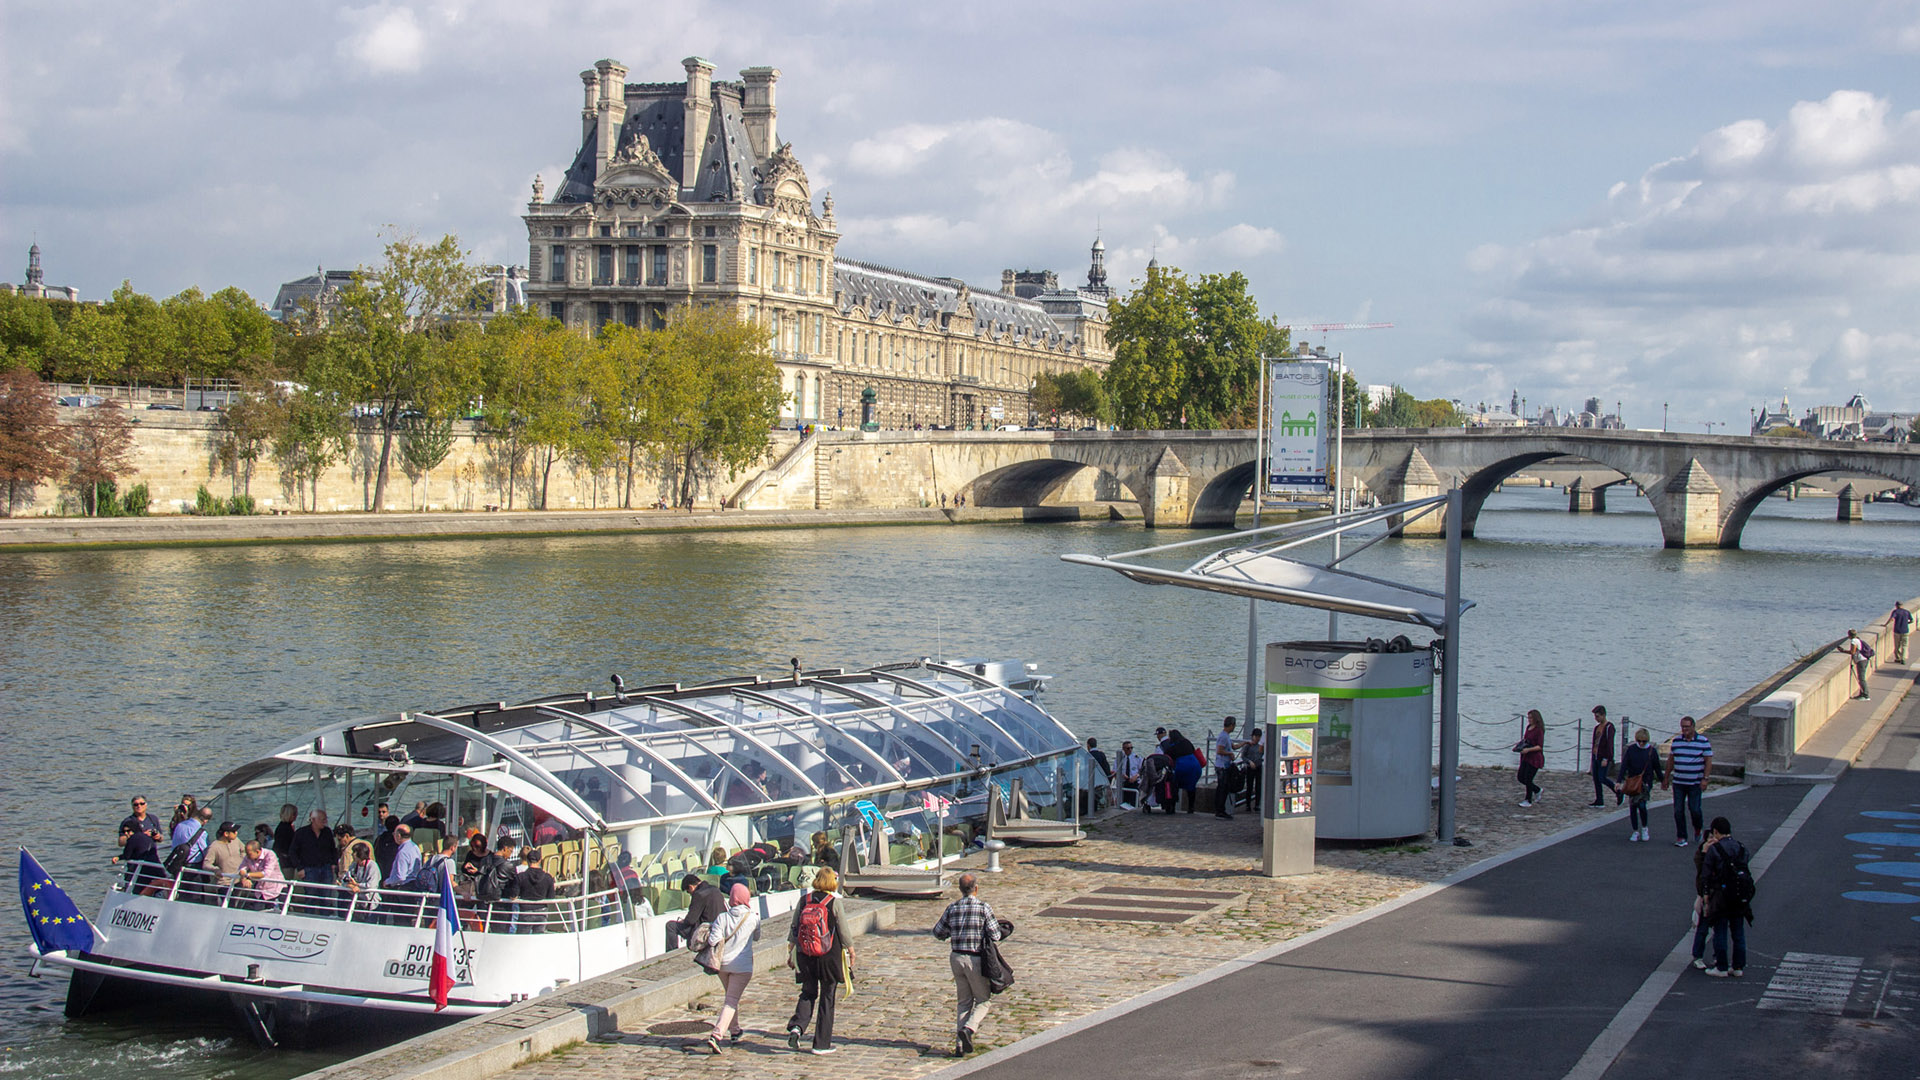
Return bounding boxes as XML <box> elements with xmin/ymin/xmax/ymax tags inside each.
<box><xmin>648</xmin><ymin>1020</ymin><xmax>711</xmax><ymax>1036</ymax></box>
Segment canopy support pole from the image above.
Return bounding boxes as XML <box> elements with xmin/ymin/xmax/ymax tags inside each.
<box><xmin>1437</xmin><ymin>486</ymin><xmax>1463</xmax><ymax>843</ymax></box>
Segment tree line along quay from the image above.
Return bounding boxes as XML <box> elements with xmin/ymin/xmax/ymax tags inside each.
<box><xmin>1</xmin><ymin>232</ymin><xmax>1464</xmax><ymax>519</ymax></box>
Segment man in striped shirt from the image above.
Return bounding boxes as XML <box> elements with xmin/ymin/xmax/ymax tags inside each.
<box><xmin>1666</xmin><ymin>716</ymin><xmax>1713</xmax><ymax>847</ymax></box>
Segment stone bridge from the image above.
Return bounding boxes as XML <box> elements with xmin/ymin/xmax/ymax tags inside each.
<box><xmin>738</xmin><ymin>428</ymin><xmax>1920</xmax><ymax>548</ymax></box>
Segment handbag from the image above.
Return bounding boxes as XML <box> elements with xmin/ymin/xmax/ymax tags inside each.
<box><xmin>693</xmin><ymin>914</ymin><xmax>742</xmax><ymax>976</ymax></box>
<box><xmin>1619</xmin><ymin>773</ymin><xmax>1645</xmax><ymax>799</ymax></box>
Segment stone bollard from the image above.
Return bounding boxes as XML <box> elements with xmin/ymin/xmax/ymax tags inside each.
<box><xmin>982</xmin><ymin>839</ymin><xmax>1007</xmax><ymax>873</ymax></box>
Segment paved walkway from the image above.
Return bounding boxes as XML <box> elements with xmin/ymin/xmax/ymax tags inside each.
<box><xmin>947</xmin><ymin>667</ymin><xmax>1920</xmax><ymax>1080</ymax></box>
<box><xmin>503</xmin><ymin>767</ymin><xmax>1672</xmax><ymax>1080</ymax></box>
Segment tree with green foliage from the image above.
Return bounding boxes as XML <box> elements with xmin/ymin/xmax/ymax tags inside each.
<box><xmin>651</xmin><ymin>306</ymin><xmax>783</xmax><ymax>507</ymax></box>
<box><xmin>399</xmin><ymin>415</ymin><xmax>457</xmax><ymax>510</ymax></box>
<box><xmin>1367</xmin><ymin>385</ymin><xmax>1462</xmax><ymax>429</ymax></box>
<box><xmin>217</xmin><ymin>383</ymin><xmax>289</xmax><ymax>497</ymax></box>
<box><xmin>304</xmin><ymin>232</ymin><xmax>480</xmax><ymax>512</ymax></box>
<box><xmin>0</xmin><ymin>292</ymin><xmax>60</xmax><ymax>373</ymax></box>
<box><xmin>106</xmin><ymin>284</ymin><xmax>177</xmax><ymax>386</ymax></box>
<box><xmin>592</xmin><ymin>323</ymin><xmax>667</xmax><ymax>508</ymax></box>
<box><xmin>272</xmin><ymin>389</ymin><xmax>351</xmax><ymax>511</ymax></box>
<box><xmin>48</xmin><ymin>305</ymin><xmax>128</xmax><ymax>388</ymax></box>
<box><xmin>0</xmin><ymin>368</ymin><xmax>66</xmax><ymax>515</ymax></box>
<box><xmin>1105</xmin><ymin>265</ymin><xmax>1270</xmax><ymax>429</ymax></box>
<box><xmin>1031</xmin><ymin>369</ymin><xmax>1110</xmax><ymax>427</ymax></box>
<box><xmin>476</xmin><ymin>310</ymin><xmax>581</xmax><ymax>509</ymax></box>
<box><xmin>65</xmin><ymin>401</ymin><xmax>135</xmax><ymax>516</ymax></box>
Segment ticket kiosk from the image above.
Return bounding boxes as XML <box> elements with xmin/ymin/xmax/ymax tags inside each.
<box><xmin>1262</xmin><ymin>692</ymin><xmax>1319</xmax><ymax>877</ymax></box>
<box><xmin>1267</xmin><ymin>640</ymin><xmax>1434</xmax><ymax>841</ymax></box>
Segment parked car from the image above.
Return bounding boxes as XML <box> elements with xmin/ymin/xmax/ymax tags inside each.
<box><xmin>196</xmin><ymin>403</ymin><xmax>223</xmax><ymax>412</ymax></box>
<box><xmin>57</xmin><ymin>394</ymin><xmax>105</xmax><ymax>408</ymax></box>
<box><xmin>145</xmin><ymin>403</ymin><xmax>183</xmax><ymax>411</ymax></box>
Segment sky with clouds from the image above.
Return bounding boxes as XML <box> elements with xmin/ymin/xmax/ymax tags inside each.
<box><xmin>5</xmin><ymin>1</ymin><xmax>1920</xmax><ymax>429</ymax></box>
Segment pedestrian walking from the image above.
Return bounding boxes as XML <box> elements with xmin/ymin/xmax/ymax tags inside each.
<box><xmin>1839</xmin><ymin>629</ymin><xmax>1874</xmax><ymax>699</ymax></box>
<box><xmin>1618</xmin><ymin>727</ymin><xmax>1663</xmax><ymax>841</ymax></box>
<box><xmin>699</xmin><ymin>882</ymin><xmax>759</xmax><ymax>1054</ymax></box>
<box><xmin>1588</xmin><ymin>706</ymin><xmax>1619</xmax><ymax>807</ymax></box>
<box><xmin>785</xmin><ymin>868</ymin><xmax>852</xmax><ymax>1055</ymax></box>
<box><xmin>1515</xmin><ymin>709</ymin><xmax>1546</xmax><ymax>807</ymax></box>
<box><xmin>1891</xmin><ymin>602</ymin><xmax>1913</xmax><ymax>664</ymax></box>
<box><xmin>1212</xmin><ymin>716</ymin><xmax>1239</xmax><ymax>819</ymax></box>
<box><xmin>933</xmin><ymin>871</ymin><xmax>1001</xmax><ymax>1057</ymax></box>
<box><xmin>1666</xmin><ymin>716</ymin><xmax>1712</xmax><ymax>847</ymax></box>
<box><xmin>1698</xmin><ymin>816</ymin><xmax>1753</xmax><ymax>977</ymax></box>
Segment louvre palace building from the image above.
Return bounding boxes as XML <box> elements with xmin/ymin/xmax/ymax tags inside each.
<box><xmin>523</xmin><ymin>57</ymin><xmax>1113</xmax><ymax>430</ymax></box>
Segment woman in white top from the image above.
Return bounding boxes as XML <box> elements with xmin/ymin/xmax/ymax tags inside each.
<box><xmin>703</xmin><ymin>882</ymin><xmax>759</xmax><ymax>1054</ymax></box>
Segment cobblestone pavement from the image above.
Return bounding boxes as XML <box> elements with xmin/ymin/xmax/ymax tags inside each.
<box><xmin>510</xmin><ymin>767</ymin><xmax>1663</xmax><ymax>1080</ymax></box>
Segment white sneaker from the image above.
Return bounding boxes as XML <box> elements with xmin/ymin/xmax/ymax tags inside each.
<box><xmin>1674</xmin><ymin>838</ymin><xmax>1691</xmax><ymax>847</ymax></box>
<box><xmin>1628</xmin><ymin>832</ymin><xmax>1640</xmax><ymax>842</ymax></box>
<box><xmin>1639</xmin><ymin>828</ymin><xmax>1650</xmax><ymax>841</ymax></box>
<box><xmin>1518</xmin><ymin>800</ymin><xmax>1533</xmax><ymax>807</ymax></box>
<box><xmin>1691</xmin><ymin>958</ymin><xmax>1707</xmax><ymax>970</ymax></box>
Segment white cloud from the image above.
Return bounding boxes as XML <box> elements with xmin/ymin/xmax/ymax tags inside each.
<box><xmin>342</xmin><ymin>6</ymin><xmax>427</xmax><ymax>75</ymax></box>
<box><xmin>1459</xmin><ymin>90</ymin><xmax>1920</xmax><ymax>419</ymax></box>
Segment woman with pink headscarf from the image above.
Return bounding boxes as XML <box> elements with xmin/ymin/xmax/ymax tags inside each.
<box><xmin>698</xmin><ymin>882</ymin><xmax>760</xmax><ymax>1055</ymax></box>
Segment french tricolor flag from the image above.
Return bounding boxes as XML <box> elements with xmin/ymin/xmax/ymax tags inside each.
<box><xmin>429</xmin><ymin>868</ymin><xmax>460</xmax><ymax>1010</ymax></box>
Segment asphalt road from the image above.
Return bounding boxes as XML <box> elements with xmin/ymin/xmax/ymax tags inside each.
<box><xmin>963</xmin><ymin>705</ymin><xmax>1920</xmax><ymax>1080</ymax></box>
<box><xmin>1611</xmin><ymin>703</ymin><xmax>1920</xmax><ymax>1079</ymax></box>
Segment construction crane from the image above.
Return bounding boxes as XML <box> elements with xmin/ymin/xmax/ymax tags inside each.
<box><xmin>1275</xmin><ymin>322</ymin><xmax>1393</xmax><ymax>355</ymax></box>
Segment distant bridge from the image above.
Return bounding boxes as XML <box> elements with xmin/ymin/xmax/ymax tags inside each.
<box><xmin>740</xmin><ymin>428</ymin><xmax>1920</xmax><ymax>548</ymax></box>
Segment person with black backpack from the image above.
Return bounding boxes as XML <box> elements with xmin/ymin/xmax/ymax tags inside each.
<box><xmin>784</xmin><ymin>868</ymin><xmax>853</xmax><ymax>1055</ymax></box>
<box><xmin>1699</xmin><ymin>816</ymin><xmax>1755</xmax><ymax>977</ymax></box>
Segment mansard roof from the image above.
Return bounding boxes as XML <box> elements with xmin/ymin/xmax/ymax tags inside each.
<box><xmin>833</xmin><ymin>258</ymin><xmax>1075</xmax><ymax>348</ymax></box>
<box><xmin>553</xmin><ymin>79</ymin><xmax>762</xmax><ymax>206</ymax></box>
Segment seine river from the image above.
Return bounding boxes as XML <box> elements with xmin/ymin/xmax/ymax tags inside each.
<box><xmin>3</xmin><ymin>488</ymin><xmax>1917</xmax><ymax>1078</ymax></box>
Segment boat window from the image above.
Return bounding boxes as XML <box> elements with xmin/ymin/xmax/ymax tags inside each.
<box><xmin>968</xmin><ymin>690</ymin><xmax>1073</xmax><ymax>755</ymax></box>
<box><xmin>905</xmin><ymin>703</ymin><xmax>1018</xmax><ymax>767</ymax></box>
<box><xmin>751</xmin><ymin>719</ymin><xmax>889</xmax><ymax>793</ymax></box>
<box><xmin>836</xmin><ymin>713</ymin><xmax>955</xmax><ymax>779</ymax></box>
<box><xmin>512</xmin><ymin>745</ymin><xmax>660</xmax><ymax>820</ymax></box>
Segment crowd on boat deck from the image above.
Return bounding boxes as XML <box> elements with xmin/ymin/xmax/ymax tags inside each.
<box><xmin>110</xmin><ymin>794</ymin><xmax>583</xmax><ymax>929</ymax></box>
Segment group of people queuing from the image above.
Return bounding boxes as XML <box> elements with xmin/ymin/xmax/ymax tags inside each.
<box><xmin>662</xmin><ymin>868</ymin><xmax>1007</xmax><ymax>1060</ymax></box>
<box><xmin>112</xmin><ymin>795</ymin><xmax>563</xmax><ymax>929</ymax></box>
<box><xmin>1516</xmin><ymin>706</ymin><xmax>1716</xmax><ymax>846</ymax></box>
<box><xmin>1096</xmin><ymin>718</ymin><xmax>1265</xmax><ymax>820</ymax></box>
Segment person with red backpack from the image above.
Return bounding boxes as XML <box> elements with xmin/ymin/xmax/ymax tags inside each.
<box><xmin>785</xmin><ymin>867</ymin><xmax>852</xmax><ymax>1055</ymax></box>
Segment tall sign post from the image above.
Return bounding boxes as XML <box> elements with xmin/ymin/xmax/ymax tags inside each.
<box><xmin>1248</xmin><ymin>360</ymin><xmax>1331</xmax><ymax>729</ymax></box>
<box><xmin>1263</xmin><ymin>691</ymin><xmax>1320</xmax><ymax>877</ymax></box>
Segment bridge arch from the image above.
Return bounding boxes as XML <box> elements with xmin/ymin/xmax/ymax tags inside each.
<box><xmin>1191</xmin><ymin>460</ymin><xmax>1259</xmax><ymax>528</ymax></box>
<box><xmin>1717</xmin><ymin>465</ymin><xmax>1909</xmax><ymax>548</ymax></box>
<box><xmin>1454</xmin><ymin>450</ymin><xmax>1655</xmax><ymax>538</ymax></box>
<box><xmin>967</xmin><ymin>458</ymin><xmax>1140</xmax><ymax>509</ymax></box>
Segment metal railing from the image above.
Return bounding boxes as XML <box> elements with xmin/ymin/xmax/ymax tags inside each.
<box><xmin>112</xmin><ymin>862</ymin><xmax>628</xmax><ymax>933</ymax></box>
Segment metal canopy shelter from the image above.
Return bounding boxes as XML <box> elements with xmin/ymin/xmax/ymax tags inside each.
<box><xmin>1061</xmin><ymin>491</ymin><xmax>1474</xmax><ymax>841</ymax></box>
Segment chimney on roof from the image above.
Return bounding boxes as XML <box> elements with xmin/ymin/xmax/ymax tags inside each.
<box><xmin>740</xmin><ymin>66</ymin><xmax>779</xmax><ymax>161</ymax></box>
<box><xmin>1001</xmin><ymin>270</ymin><xmax>1016</xmax><ymax>294</ymax></box>
<box><xmin>580</xmin><ymin>67</ymin><xmax>600</xmax><ymax>148</ymax></box>
<box><xmin>683</xmin><ymin>57</ymin><xmax>716</xmax><ymax>194</ymax></box>
<box><xmin>594</xmin><ymin>59</ymin><xmax>628</xmax><ymax>181</ymax></box>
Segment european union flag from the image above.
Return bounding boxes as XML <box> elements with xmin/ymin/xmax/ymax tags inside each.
<box><xmin>18</xmin><ymin>848</ymin><xmax>95</xmax><ymax>956</ymax></box>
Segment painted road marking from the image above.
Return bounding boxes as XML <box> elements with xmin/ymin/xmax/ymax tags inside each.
<box><xmin>1757</xmin><ymin>953</ymin><xmax>1862</xmax><ymax>1015</ymax></box>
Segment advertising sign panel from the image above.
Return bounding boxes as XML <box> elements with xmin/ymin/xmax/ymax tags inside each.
<box><xmin>1267</xmin><ymin>360</ymin><xmax>1330</xmax><ymax>494</ymax></box>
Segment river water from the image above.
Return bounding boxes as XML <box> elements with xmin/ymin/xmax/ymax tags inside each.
<box><xmin>3</xmin><ymin>488</ymin><xmax>1917</xmax><ymax>1077</ymax></box>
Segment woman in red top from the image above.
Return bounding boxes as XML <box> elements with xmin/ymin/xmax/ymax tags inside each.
<box><xmin>1516</xmin><ymin>710</ymin><xmax>1547</xmax><ymax>807</ymax></box>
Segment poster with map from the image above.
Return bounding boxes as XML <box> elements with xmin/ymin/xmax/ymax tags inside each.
<box><xmin>1267</xmin><ymin>360</ymin><xmax>1330</xmax><ymax>494</ymax></box>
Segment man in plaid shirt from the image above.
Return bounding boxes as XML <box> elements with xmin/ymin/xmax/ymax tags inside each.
<box><xmin>933</xmin><ymin>872</ymin><xmax>1000</xmax><ymax>1056</ymax></box>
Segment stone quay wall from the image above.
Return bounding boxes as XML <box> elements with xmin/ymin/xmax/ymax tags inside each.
<box><xmin>16</xmin><ymin>413</ymin><xmax>798</xmax><ymax>516</ymax></box>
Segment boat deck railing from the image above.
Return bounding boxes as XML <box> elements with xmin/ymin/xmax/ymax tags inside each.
<box><xmin>110</xmin><ymin>862</ymin><xmax>627</xmax><ymax>934</ymax></box>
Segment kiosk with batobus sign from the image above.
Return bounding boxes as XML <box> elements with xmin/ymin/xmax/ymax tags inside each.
<box><xmin>1064</xmin><ymin>355</ymin><xmax>1472</xmax><ymax>879</ymax></box>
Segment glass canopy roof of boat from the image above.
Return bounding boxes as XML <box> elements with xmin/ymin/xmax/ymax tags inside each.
<box><xmin>237</xmin><ymin>663</ymin><xmax>1079</xmax><ymax>829</ymax></box>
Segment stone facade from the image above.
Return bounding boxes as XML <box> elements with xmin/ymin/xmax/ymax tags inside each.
<box><xmin>0</xmin><ymin>243</ymin><xmax>80</xmax><ymax>302</ymax></box>
<box><xmin>523</xmin><ymin>58</ymin><xmax>1112</xmax><ymax>431</ymax></box>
